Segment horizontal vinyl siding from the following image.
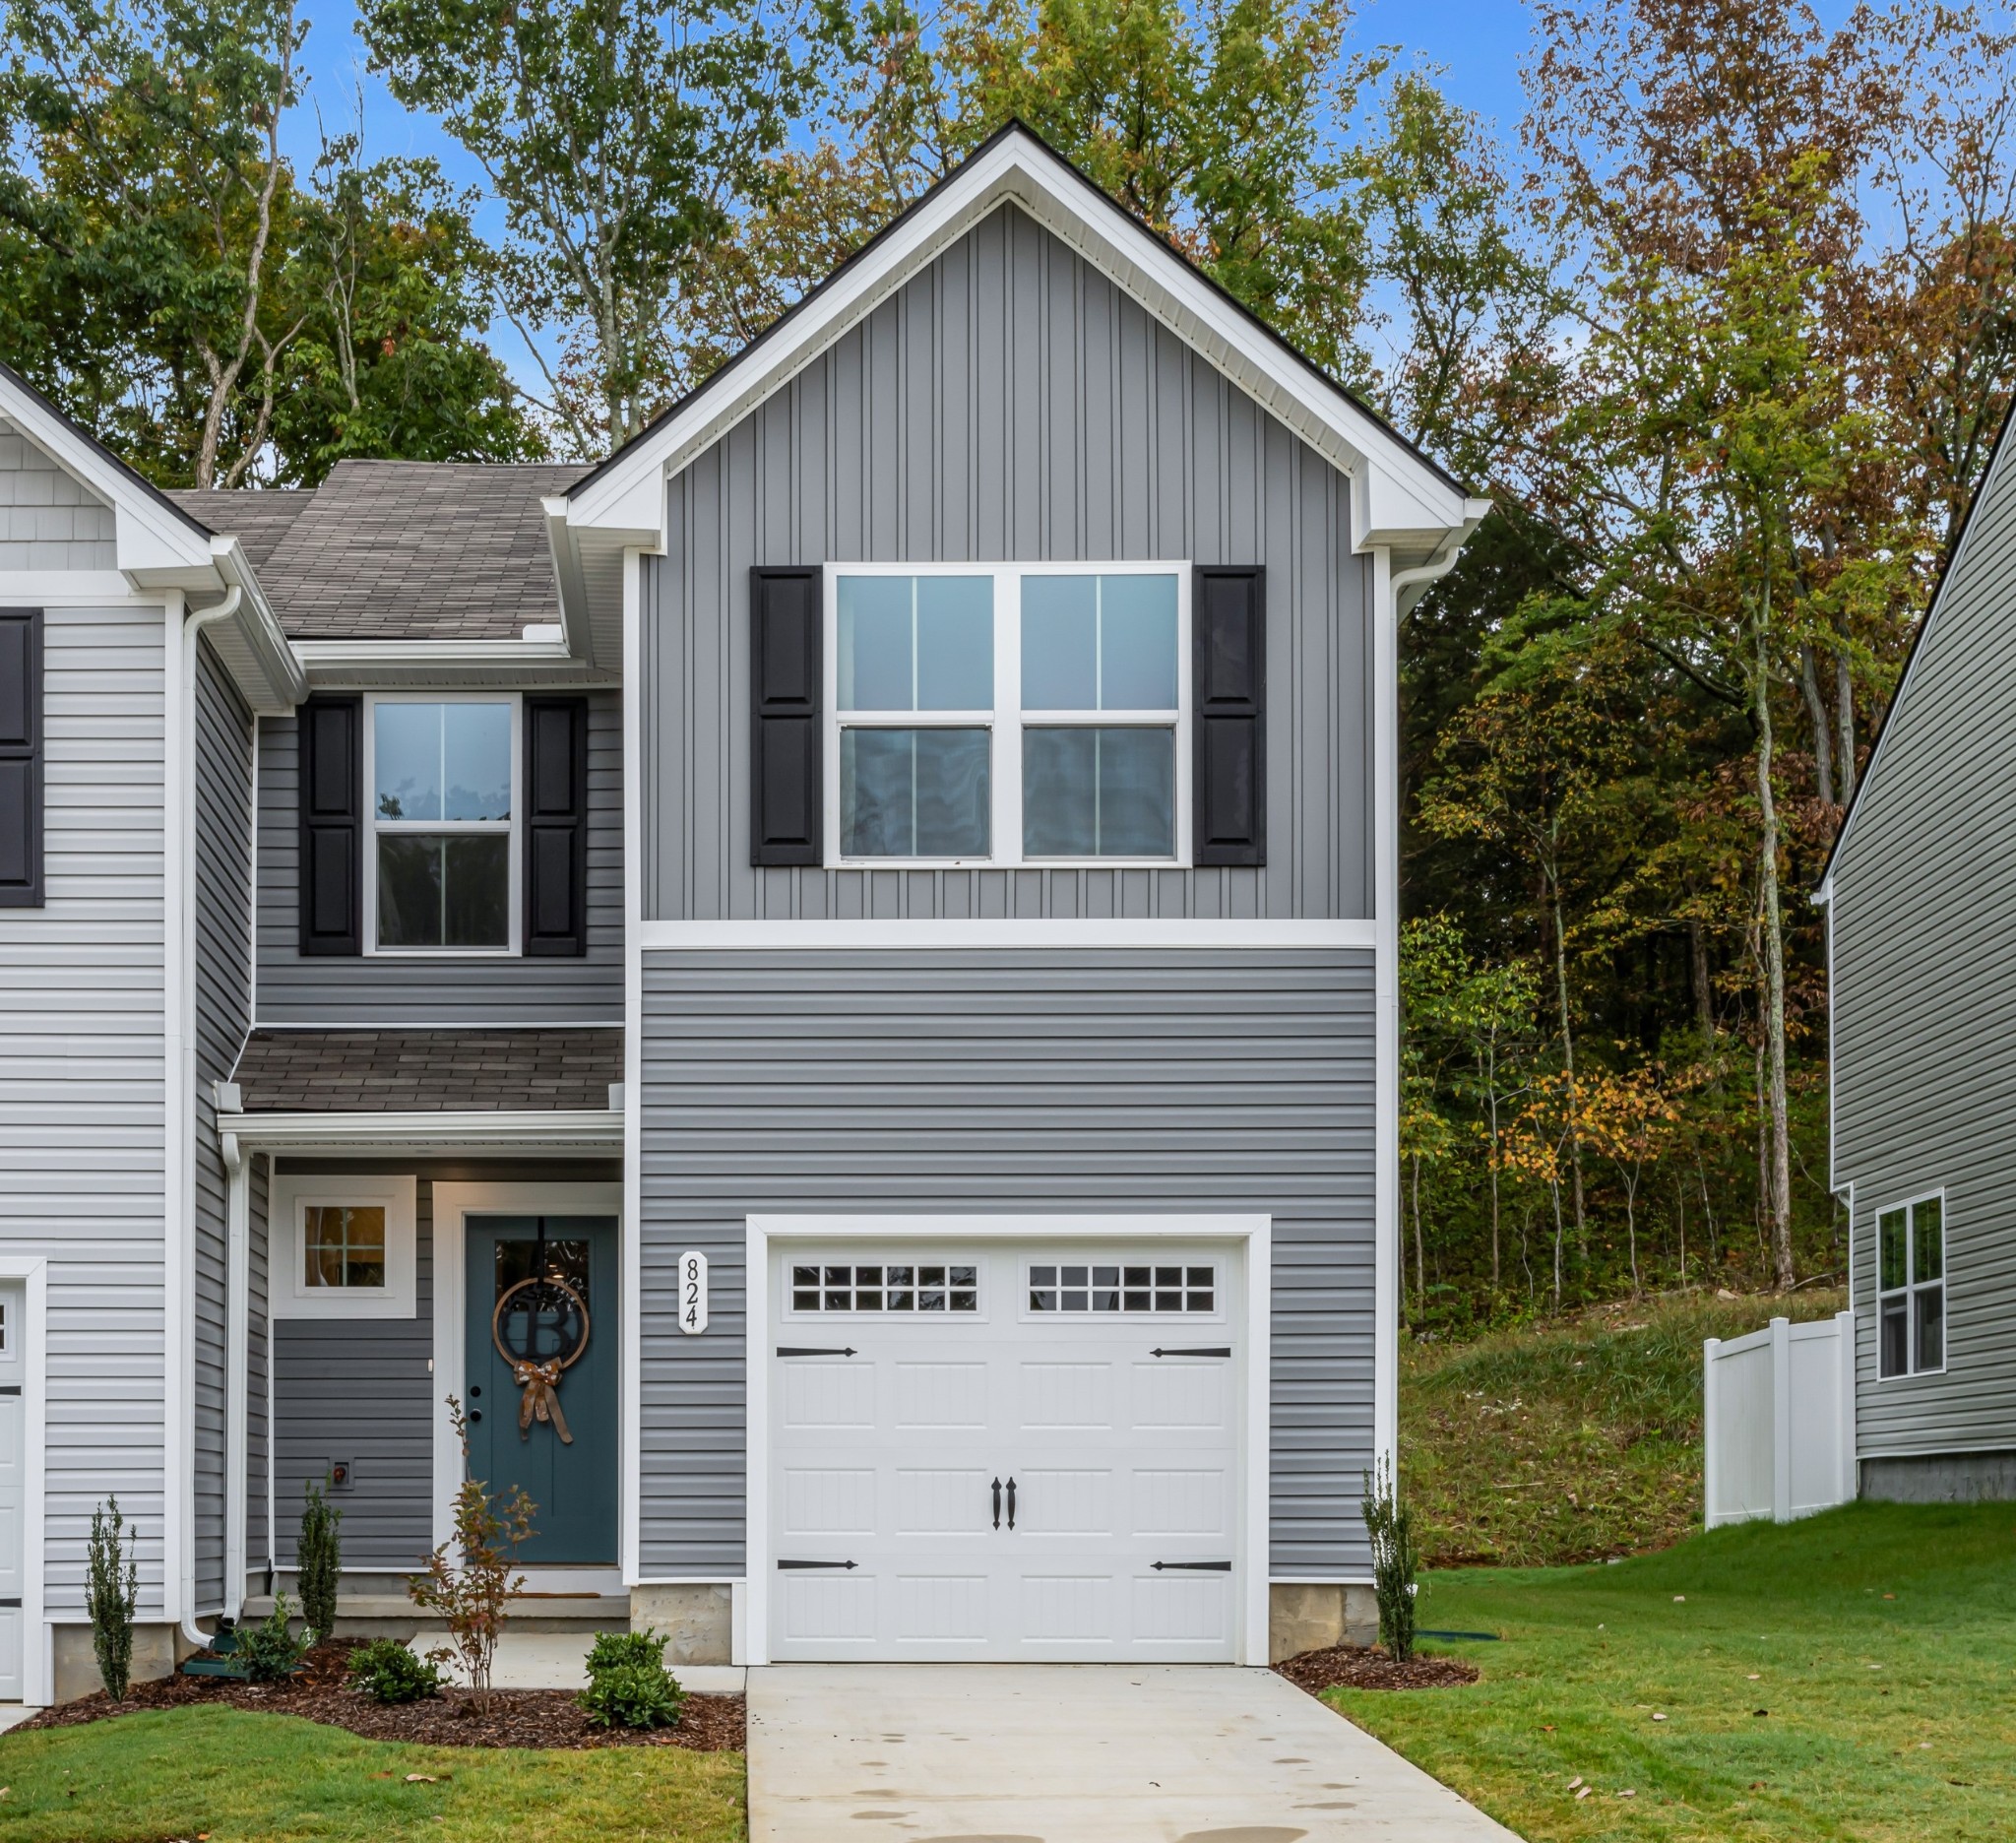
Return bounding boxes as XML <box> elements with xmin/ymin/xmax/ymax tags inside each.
<box><xmin>0</xmin><ymin>604</ymin><xmax>167</xmax><ymax>1615</ymax></box>
<box><xmin>642</xmin><ymin>201</ymin><xmax>1371</xmax><ymax>924</ymax></box>
<box><xmin>254</xmin><ymin>692</ymin><xmax>624</xmax><ymax>1025</ymax></box>
<box><xmin>636</xmin><ymin>948</ymin><xmax>1375</xmax><ymax>1579</ymax></box>
<box><xmin>1833</xmin><ymin>423</ymin><xmax>2016</xmax><ymax>1456</ymax></box>
<box><xmin>190</xmin><ymin>639</ymin><xmax>253</xmax><ymax>1609</ymax></box>
<box><xmin>0</xmin><ymin>420</ymin><xmax>117</xmax><ymax>570</ymax></box>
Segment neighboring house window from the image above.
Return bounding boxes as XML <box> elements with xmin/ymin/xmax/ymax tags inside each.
<box><xmin>273</xmin><ymin>1175</ymin><xmax>418</xmax><ymax>1319</ymax></box>
<box><xmin>1877</xmin><ymin>1194</ymin><xmax>1944</xmax><ymax>1377</ymax></box>
<box><xmin>826</xmin><ymin>565</ymin><xmax>1188</xmax><ymax>865</ymax></box>
<box><xmin>790</xmin><ymin>1262</ymin><xmax>979</xmax><ymax>1312</ymax></box>
<box><xmin>365</xmin><ymin>695</ymin><xmax>519</xmax><ymax>953</ymax></box>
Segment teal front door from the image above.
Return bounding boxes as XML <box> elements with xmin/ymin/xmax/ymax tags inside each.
<box><xmin>465</xmin><ymin>1216</ymin><xmax>618</xmax><ymax>1564</ymax></box>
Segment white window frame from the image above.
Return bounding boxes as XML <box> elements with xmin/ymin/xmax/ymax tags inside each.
<box><xmin>821</xmin><ymin>561</ymin><xmax>1192</xmax><ymax>868</ymax></box>
<box><xmin>361</xmin><ymin>692</ymin><xmax>523</xmax><ymax>956</ymax></box>
<box><xmin>1874</xmin><ymin>1187</ymin><xmax>1946</xmax><ymax>1380</ymax></box>
<box><xmin>272</xmin><ymin>1173</ymin><xmax>418</xmax><ymax>1319</ymax></box>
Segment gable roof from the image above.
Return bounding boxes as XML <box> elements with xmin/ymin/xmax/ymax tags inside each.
<box><xmin>557</xmin><ymin>120</ymin><xmax>1485</xmax><ymax>567</ymax></box>
<box><xmin>1814</xmin><ymin>396</ymin><xmax>2016</xmax><ymax>903</ymax></box>
<box><xmin>162</xmin><ymin>487</ymin><xmax>313</xmax><ymax>571</ymax></box>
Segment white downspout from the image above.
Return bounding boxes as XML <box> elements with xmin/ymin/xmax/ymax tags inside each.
<box><xmin>219</xmin><ymin>1125</ymin><xmax>249</xmax><ymax>1624</ymax></box>
<box><xmin>175</xmin><ymin>587</ymin><xmax>241</xmax><ymax>1652</ymax></box>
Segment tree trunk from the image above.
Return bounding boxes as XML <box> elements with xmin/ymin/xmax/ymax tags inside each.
<box><xmin>1482</xmin><ymin>1047</ymin><xmax>1502</xmax><ymax>1292</ymax></box>
<box><xmin>1799</xmin><ymin>642</ymin><xmax>1834</xmax><ymax>805</ymax></box>
<box><xmin>1624</xmin><ymin>1175</ymin><xmax>1640</xmax><ymax>1296</ymax></box>
<box><xmin>1835</xmin><ymin>647</ymin><xmax>1857</xmax><ymax>804</ymax></box>
<box><xmin>1548</xmin><ymin>1169</ymin><xmax>1565</xmax><ymax>1311</ymax></box>
<box><xmin>1548</xmin><ymin>878</ymin><xmax>1587</xmax><ymax>1256</ymax></box>
<box><xmin>1411</xmin><ymin>1153</ymin><xmax>1425</xmax><ymax>1317</ymax></box>
<box><xmin>1689</xmin><ymin>917</ymin><xmax>1716</xmax><ymax>1046</ymax></box>
<box><xmin>1754</xmin><ymin>614</ymin><xmax>1796</xmax><ymax>1292</ymax></box>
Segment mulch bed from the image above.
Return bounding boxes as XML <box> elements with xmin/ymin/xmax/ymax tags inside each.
<box><xmin>1275</xmin><ymin>1642</ymin><xmax>1481</xmax><ymax>1693</ymax></box>
<box><xmin>15</xmin><ymin>1637</ymin><xmax>744</xmax><ymax>1752</ymax></box>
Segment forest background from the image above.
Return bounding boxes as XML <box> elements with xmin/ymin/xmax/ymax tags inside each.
<box><xmin>6</xmin><ymin>0</ymin><xmax>2012</xmax><ymax>1329</ymax></box>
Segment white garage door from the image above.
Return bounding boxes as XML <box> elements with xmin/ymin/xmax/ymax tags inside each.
<box><xmin>768</xmin><ymin>1239</ymin><xmax>1246</xmax><ymax>1662</ymax></box>
<box><xmin>0</xmin><ymin>1282</ymin><xmax>25</xmax><ymax>1701</ymax></box>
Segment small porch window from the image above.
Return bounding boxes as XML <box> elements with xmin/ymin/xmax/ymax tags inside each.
<box><xmin>1876</xmin><ymin>1194</ymin><xmax>1944</xmax><ymax>1377</ymax></box>
<box><xmin>274</xmin><ymin>1175</ymin><xmax>418</xmax><ymax>1319</ymax></box>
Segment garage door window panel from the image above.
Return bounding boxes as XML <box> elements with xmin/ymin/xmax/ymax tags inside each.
<box><xmin>1028</xmin><ymin>1263</ymin><xmax>1216</xmax><ymax>1313</ymax></box>
<box><xmin>790</xmin><ymin>1262</ymin><xmax>978</xmax><ymax>1313</ymax></box>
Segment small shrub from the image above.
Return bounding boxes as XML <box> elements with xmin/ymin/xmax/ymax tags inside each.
<box><xmin>348</xmin><ymin>1637</ymin><xmax>444</xmax><ymax>1704</ymax></box>
<box><xmin>85</xmin><ymin>1497</ymin><xmax>139</xmax><ymax>1699</ymax></box>
<box><xmin>298</xmin><ymin>1480</ymin><xmax>343</xmax><ymax>1639</ymax></box>
<box><xmin>235</xmin><ymin>1596</ymin><xmax>307</xmax><ymax>1682</ymax></box>
<box><xmin>408</xmin><ymin>1396</ymin><xmax>534</xmax><ymax>1711</ymax></box>
<box><xmin>580</xmin><ymin>1627</ymin><xmax>684</xmax><ymax>1730</ymax></box>
<box><xmin>1362</xmin><ymin>1455</ymin><xmax>1419</xmax><ymax>1663</ymax></box>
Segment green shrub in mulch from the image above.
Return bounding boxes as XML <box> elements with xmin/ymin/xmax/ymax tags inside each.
<box><xmin>580</xmin><ymin>1629</ymin><xmax>685</xmax><ymax>1731</ymax></box>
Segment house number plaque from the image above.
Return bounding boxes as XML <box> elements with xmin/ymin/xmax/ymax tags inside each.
<box><xmin>679</xmin><ymin>1251</ymin><xmax>709</xmax><ymax>1335</ymax></box>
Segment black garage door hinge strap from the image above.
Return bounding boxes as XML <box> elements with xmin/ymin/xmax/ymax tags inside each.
<box><xmin>1151</xmin><ymin>1559</ymin><xmax>1231</xmax><ymax>1571</ymax></box>
<box><xmin>0</xmin><ymin>1383</ymin><xmax>21</xmax><ymax>1395</ymax></box>
<box><xmin>776</xmin><ymin>1346</ymin><xmax>857</xmax><ymax>1359</ymax></box>
<box><xmin>777</xmin><ymin>1558</ymin><xmax>857</xmax><ymax>1570</ymax></box>
<box><xmin>1150</xmin><ymin>1347</ymin><xmax>1230</xmax><ymax>1359</ymax></box>
<box><xmin>0</xmin><ymin>1597</ymin><xmax>21</xmax><ymax>1607</ymax></box>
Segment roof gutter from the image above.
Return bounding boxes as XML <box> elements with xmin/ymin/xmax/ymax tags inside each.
<box><xmin>222</xmin><ymin>1108</ymin><xmax>624</xmax><ymax>1156</ymax></box>
<box><xmin>1391</xmin><ymin>499</ymin><xmax>1493</xmax><ymax>613</ymax></box>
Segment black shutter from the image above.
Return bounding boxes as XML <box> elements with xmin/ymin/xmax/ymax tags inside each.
<box><xmin>524</xmin><ymin>695</ymin><xmax>589</xmax><ymax>957</ymax></box>
<box><xmin>0</xmin><ymin>608</ymin><xmax>43</xmax><ymax>908</ymax></box>
<box><xmin>1193</xmin><ymin>567</ymin><xmax>1267</xmax><ymax>866</ymax></box>
<box><xmin>750</xmin><ymin>567</ymin><xmax>823</xmax><ymax>866</ymax></box>
<box><xmin>298</xmin><ymin>695</ymin><xmax>361</xmax><ymax>956</ymax></box>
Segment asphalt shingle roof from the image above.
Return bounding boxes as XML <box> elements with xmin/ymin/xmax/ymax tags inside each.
<box><xmin>231</xmin><ymin>1028</ymin><xmax>621</xmax><ymax>1112</ymax></box>
<box><xmin>176</xmin><ymin>460</ymin><xmax>583</xmax><ymax>640</ymax></box>
<box><xmin>161</xmin><ymin>487</ymin><xmax>313</xmax><ymax>570</ymax></box>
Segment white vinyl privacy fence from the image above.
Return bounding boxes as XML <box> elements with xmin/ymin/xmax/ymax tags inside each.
<box><xmin>1703</xmin><ymin>1312</ymin><xmax>1858</xmax><ymax>1526</ymax></box>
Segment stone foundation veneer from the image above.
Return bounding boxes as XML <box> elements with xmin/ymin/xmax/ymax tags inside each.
<box><xmin>1861</xmin><ymin>1450</ymin><xmax>2016</xmax><ymax>1503</ymax></box>
<box><xmin>1269</xmin><ymin>1582</ymin><xmax>1378</xmax><ymax>1662</ymax></box>
<box><xmin>630</xmin><ymin>1583</ymin><xmax>733</xmax><ymax>1665</ymax></box>
<box><xmin>52</xmin><ymin>1622</ymin><xmax>188</xmax><ymax>1704</ymax></box>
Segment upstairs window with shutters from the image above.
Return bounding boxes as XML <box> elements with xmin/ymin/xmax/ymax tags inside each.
<box><xmin>820</xmin><ymin>563</ymin><xmax>1204</xmax><ymax>866</ymax></box>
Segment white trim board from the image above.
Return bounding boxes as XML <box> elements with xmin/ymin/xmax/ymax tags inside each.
<box><xmin>429</xmin><ymin>1181</ymin><xmax>623</xmax><ymax>1556</ymax></box>
<box><xmin>220</xmin><ymin>1110</ymin><xmax>623</xmax><ymax>1156</ymax></box>
<box><xmin>635</xmin><ymin>919</ymin><xmax>1375</xmax><ymax>951</ymax></box>
<box><xmin>0</xmin><ymin>1259</ymin><xmax>49</xmax><ymax>1706</ymax></box>
<box><xmin>741</xmin><ymin>1212</ymin><xmax>1271</xmax><ymax>1668</ymax></box>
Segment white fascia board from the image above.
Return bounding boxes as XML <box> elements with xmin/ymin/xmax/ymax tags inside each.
<box><xmin>560</xmin><ymin>130</ymin><xmax>1473</xmax><ymax>550</ymax></box>
<box><xmin>291</xmin><ymin>635</ymin><xmax>615</xmax><ymax>690</ymax></box>
<box><xmin>207</xmin><ymin>537</ymin><xmax>306</xmax><ymax>713</ymax></box>
<box><xmin>222</xmin><ymin>1108</ymin><xmax>623</xmax><ymax>1155</ymax></box>
<box><xmin>542</xmin><ymin>495</ymin><xmax>598</xmax><ymax>667</ymax></box>
<box><xmin>637</xmin><ymin>918</ymin><xmax>1376</xmax><ymax>951</ymax></box>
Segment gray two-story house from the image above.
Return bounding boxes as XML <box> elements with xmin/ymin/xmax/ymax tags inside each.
<box><xmin>1821</xmin><ymin>404</ymin><xmax>2016</xmax><ymax>1503</ymax></box>
<box><xmin>0</xmin><ymin>124</ymin><xmax>1483</xmax><ymax>1703</ymax></box>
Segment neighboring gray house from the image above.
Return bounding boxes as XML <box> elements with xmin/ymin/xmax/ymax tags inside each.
<box><xmin>1820</xmin><ymin>406</ymin><xmax>2016</xmax><ymax>1505</ymax></box>
<box><xmin>0</xmin><ymin>125</ymin><xmax>1483</xmax><ymax>1703</ymax></box>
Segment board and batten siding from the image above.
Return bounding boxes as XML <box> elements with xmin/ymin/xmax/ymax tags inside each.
<box><xmin>640</xmin><ymin>201</ymin><xmax>1372</xmax><ymax>923</ymax></box>
<box><xmin>1831</xmin><ymin>421</ymin><xmax>2016</xmax><ymax>1462</ymax></box>
<box><xmin>253</xmin><ymin>692</ymin><xmax>624</xmax><ymax>1025</ymax></box>
<box><xmin>0</xmin><ymin>420</ymin><xmax>117</xmax><ymax>570</ymax></box>
<box><xmin>636</xmin><ymin>947</ymin><xmax>1376</xmax><ymax>1579</ymax></box>
<box><xmin>190</xmin><ymin>638</ymin><xmax>254</xmax><ymax>1608</ymax></box>
<box><xmin>0</xmin><ymin>603</ymin><xmax>167</xmax><ymax>1616</ymax></box>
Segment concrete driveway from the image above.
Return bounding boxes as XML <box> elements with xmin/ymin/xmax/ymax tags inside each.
<box><xmin>746</xmin><ymin>1663</ymin><xmax>1521</xmax><ymax>1842</ymax></box>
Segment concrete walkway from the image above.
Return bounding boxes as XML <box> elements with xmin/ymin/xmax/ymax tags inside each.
<box><xmin>747</xmin><ymin>1663</ymin><xmax>1521</xmax><ymax>1842</ymax></box>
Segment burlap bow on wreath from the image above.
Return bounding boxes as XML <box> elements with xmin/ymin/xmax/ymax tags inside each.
<box><xmin>492</xmin><ymin>1275</ymin><xmax>591</xmax><ymax>1445</ymax></box>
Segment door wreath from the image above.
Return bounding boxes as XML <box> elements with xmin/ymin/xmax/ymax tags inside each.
<box><xmin>492</xmin><ymin>1272</ymin><xmax>591</xmax><ymax>1444</ymax></box>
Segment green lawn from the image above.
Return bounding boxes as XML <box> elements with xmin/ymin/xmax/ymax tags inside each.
<box><xmin>0</xmin><ymin>1705</ymin><xmax>744</xmax><ymax>1842</ymax></box>
<box><xmin>1405</xmin><ymin>1290</ymin><xmax>1848</xmax><ymax>1566</ymax></box>
<box><xmin>1334</xmin><ymin>1501</ymin><xmax>2016</xmax><ymax>1841</ymax></box>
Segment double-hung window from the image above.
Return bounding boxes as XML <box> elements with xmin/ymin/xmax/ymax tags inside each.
<box><xmin>365</xmin><ymin>695</ymin><xmax>519</xmax><ymax>953</ymax></box>
<box><xmin>826</xmin><ymin>564</ymin><xmax>1188</xmax><ymax>865</ymax></box>
<box><xmin>1876</xmin><ymin>1193</ymin><xmax>1944</xmax><ymax>1377</ymax></box>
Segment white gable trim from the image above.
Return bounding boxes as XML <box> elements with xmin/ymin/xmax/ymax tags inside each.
<box><xmin>559</xmin><ymin>128</ymin><xmax>1484</xmax><ymax>556</ymax></box>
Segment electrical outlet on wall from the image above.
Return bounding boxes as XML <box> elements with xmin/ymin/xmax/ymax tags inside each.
<box><xmin>328</xmin><ymin>1459</ymin><xmax>353</xmax><ymax>1491</ymax></box>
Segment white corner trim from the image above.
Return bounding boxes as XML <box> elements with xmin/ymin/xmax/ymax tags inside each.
<box><xmin>269</xmin><ymin>1173</ymin><xmax>418</xmax><ymax>1320</ymax></box>
<box><xmin>163</xmin><ymin>591</ymin><xmax>193</xmax><ymax>1630</ymax></box>
<box><xmin>0</xmin><ymin>1258</ymin><xmax>50</xmax><ymax>1705</ymax></box>
<box><xmin>1370</xmin><ymin>546</ymin><xmax>1400</xmax><ymax>1479</ymax></box>
<box><xmin>635</xmin><ymin>919</ymin><xmax>1375</xmax><ymax>952</ymax></box>
<box><xmin>620</xmin><ymin>543</ymin><xmax>646</xmax><ymax>1588</ymax></box>
<box><xmin>223</xmin><ymin>1110</ymin><xmax>623</xmax><ymax>1155</ymax></box>
<box><xmin>430</xmin><ymin>1181</ymin><xmax>623</xmax><ymax>1555</ymax></box>
<box><xmin>742</xmin><ymin>1211</ymin><xmax>1272</xmax><ymax>1667</ymax></box>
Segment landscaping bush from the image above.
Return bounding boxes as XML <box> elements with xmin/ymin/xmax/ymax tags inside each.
<box><xmin>580</xmin><ymin>1628</ymin><xmax>684</xmax><ymax>1730</ymax></box>
<box><xmin>1362</xmin><ymin>1456</ymin><xmax>1418</xmax><ymax>1662</ymax></box>
<box><xmin>235</xmin><ymin>1597</ymin><xmax>307</xmax><ymax>1682</ymax></box>
<box><xmin>297</xmin><ymin>1480</ymin><xmax>343</xmax><ymax>1639</ymax></box>
<box><xmin>347</xmin><ymin>1637</ymin><xmax>444</xmax><ymax>1704</ymax></box>
<box><xmin>85</xmin><ymin>1496</ymin><xmax>139</xmax><ymax>1699</ymax></box>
